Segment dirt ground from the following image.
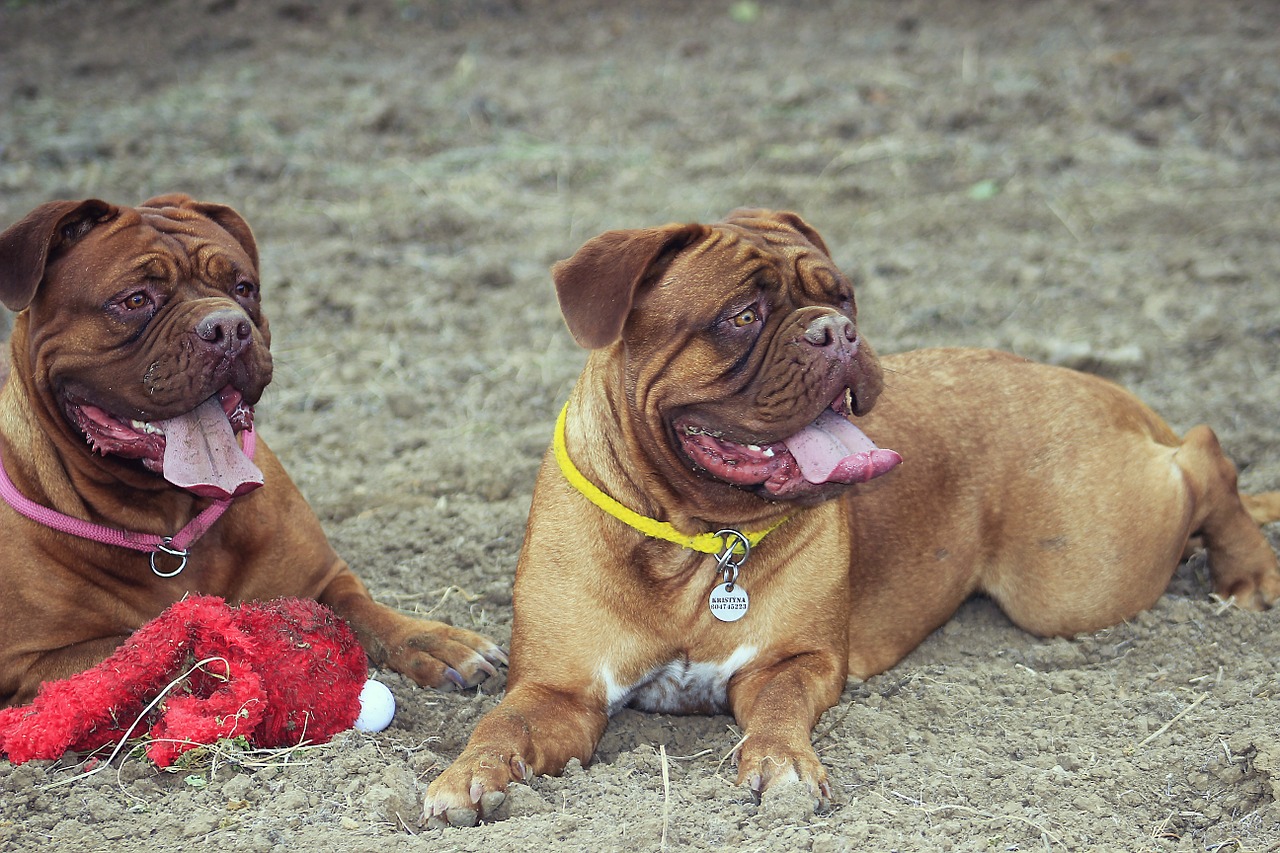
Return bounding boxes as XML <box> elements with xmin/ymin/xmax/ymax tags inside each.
<box><xmin>2</xmin><ymin>0</ymin><xmax>1280</xmax><ymax>850</ymax></box>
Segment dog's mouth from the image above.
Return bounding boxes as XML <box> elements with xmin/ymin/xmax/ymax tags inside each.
<box><xmin>64</xmin><ymin>385</ymin><xmax>264</xmax><ymax>499</ymax></box>
<box><xmin>675</xmin><ymin>390</ymin><xmax>901</xmax><ymax>499</ymax></box>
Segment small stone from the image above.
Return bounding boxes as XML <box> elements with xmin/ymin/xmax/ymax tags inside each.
<box><xmin>496</xmin><ymin>782</ymin><xmax>547</xmax><ymax>819</ymax></box>
<box><xmin>1190</xmin><ymin>257</ymin><xmax>1246</xmax><ymax>284</ymax></box>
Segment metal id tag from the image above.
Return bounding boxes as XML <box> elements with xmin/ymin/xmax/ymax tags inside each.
<box><xmin>709</xmin><ymin>581</ymin><xmax>750</xmax><ymax>622</ymax></box>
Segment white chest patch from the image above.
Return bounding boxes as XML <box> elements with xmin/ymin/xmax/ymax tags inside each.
<box><xmin>599</xmin><ymin>645</ymin><xmax>758</xmax><ymax>716</ymax></box>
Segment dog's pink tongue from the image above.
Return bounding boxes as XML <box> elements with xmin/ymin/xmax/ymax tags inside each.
<box><xmin>783</xmin><ymin>409</ymin><xmax>901</xmax><ymax>485</ymax></box>
<box><xmin>155</xmin><ymin>397</ymin><xmax>263</xmax><ymax>499</ymax></box>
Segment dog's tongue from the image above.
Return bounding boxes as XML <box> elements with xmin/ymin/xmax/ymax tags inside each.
<box><xmin>155</xmin><ymin>397</ymin><xmax>263</xmax><ymax>499</ymax></box>
<box><xmin>782</xmin><ymin>409</ymin><xmax>902</xmax><ymax>485</ymax></box>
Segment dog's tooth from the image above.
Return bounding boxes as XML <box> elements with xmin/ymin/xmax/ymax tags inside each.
<box><xmin>747</xmin><ymin>444</ymin><xmax>762</xmax><ymax>452</ymax></box>
<box><xmin>762</xmin><ymin>447</ymin><xmax>775</xmax><ymax>458</ymax></box>
<box><xmin>683</xmin><ymin>425</ymin><xmax>730</xmax><ymax>439</ymax></box>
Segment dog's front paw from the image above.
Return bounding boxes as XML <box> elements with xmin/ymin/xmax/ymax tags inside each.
<box><xmin>388</xmin><ymin>621</ymin><xmax>508</xmax><ymax>690</ymax></box>
<box><xmin>1224</xmin><ymin>565</ymin><xmax>1280</xmax><ymax>611</ymax></box>
<box><xmin>736</xmin><ymin>734</ymin><xmax>832</xmax><ymax>810</ymax></box>
<box><xmin>423</xmin><ymin>747</ymin><xmax>528</xmax><ymax>828</ymax></box>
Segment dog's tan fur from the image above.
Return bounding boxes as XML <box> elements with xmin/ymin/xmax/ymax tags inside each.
<box><xmin>424</xmin><ymin>209</ymin><xmax>1279</xmax><ymax>826</ymax></box>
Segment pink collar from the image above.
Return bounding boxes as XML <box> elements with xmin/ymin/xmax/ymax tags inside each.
<box><xmin>0</xmin><ymin>429</ymin><xmax>256</xmax><ymax>578</ymax></box>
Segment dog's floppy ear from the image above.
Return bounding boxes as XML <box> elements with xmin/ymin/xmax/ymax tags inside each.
<box><xmin>0</xmin><ymin>199</ymin><xmax>116</xmax><ymax>312</ymax></box>
<box><xmin>552</xmin><ymin>223</ymin><xmax>707</xmax><ymax>349</ymax></box>
<box><xmin>724</xmin><ymin>208</ymin><xmax>832</xmax><ymax>258</ymax></box>
<box><xmin>141</xmin><ymin>194</ymin><xmax>260</xmax><ymax>272</ymax></box>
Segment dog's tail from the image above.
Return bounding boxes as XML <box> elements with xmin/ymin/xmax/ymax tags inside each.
<box><xmin>1242</xmin><ymin>492</ymin><xmax>1280</xmax><ymax>526</ymax></box>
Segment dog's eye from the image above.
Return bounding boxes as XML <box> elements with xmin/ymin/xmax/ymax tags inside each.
<box><xmin>122</xmin><ymin>291</ymin><xmax>151</xmax><ymax>311</ymax></box>
<box><xmin>234</xmin><ymin>280</ymin><xmax>258</xmax><ymax>299</ymax></box>
<box><xmin>731</xmin><ymin>307</ymin><xmax>760</xmax><ymax>328</ymax></box>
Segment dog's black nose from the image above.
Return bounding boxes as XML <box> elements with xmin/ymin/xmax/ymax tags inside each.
<box><xmin>802</xmin><ymin>313</ymin><xmax>856</xmax><ymax>351</ymax></box>
<box><xmin>196</xmin><ymin>308</ymin><xmax>253</xmax><ymax>357</ymax></box>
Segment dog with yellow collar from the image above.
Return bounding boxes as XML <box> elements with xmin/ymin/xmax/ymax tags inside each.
<box><xmin>423</xmin><ymin>209</ymin><xmax>1280</xmax><ymax>826</ymax></box>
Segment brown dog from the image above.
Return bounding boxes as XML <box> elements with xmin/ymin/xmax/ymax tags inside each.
<box><xmin>0</xmin><ymin>195</ymin><xmax>505</xmax><ymax>708</ymax></box>
<box><xmin>423</xmin><ymin>209</ymin><xmax>1280</xmax><ymax>825</ymax></box>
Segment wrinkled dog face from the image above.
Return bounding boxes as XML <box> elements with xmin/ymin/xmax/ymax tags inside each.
<box><xmin>4</xmin><ymin>195</ymin><xmax>273</xmax><ymax>498</ymax></box>
<box><xmin>635</xmin><ymin>212</ymin><xmax>899</xmax><ymax>501</ymax></box>
<box><xmin>555</xmin><ymin>209</ymin><xmax>900</xmax><ymax>506</ymax></box>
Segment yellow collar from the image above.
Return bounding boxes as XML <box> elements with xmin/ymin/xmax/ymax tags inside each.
<box><xmin>553</xmin><ymin>402</ymin><xmax>788</xmax><ymax>557</ymax></box>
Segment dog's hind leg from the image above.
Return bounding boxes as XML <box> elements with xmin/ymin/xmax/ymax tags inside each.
<box><xmin>1242</xmin><ymin>491</ymin><xmax>1280</xmax><ymax>526</ymax></box>
<box><xmin>1176</xmin><ymin>424</ymin><xmax>1280</xmax><ymax>610</ymax></box>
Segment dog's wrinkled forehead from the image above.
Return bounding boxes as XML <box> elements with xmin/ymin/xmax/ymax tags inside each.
<box><xmin>720</xmin><ymin>208</ymin><xmax>831</xmax><ymax>255</ymax></box>
<box><xmin>127</xmin><ymin>208</ymin><xmax>251</xmax><ymax>281</ymax></box>
<box><xmin>0</xmin><ymin>194</ymin><xmax>261</xmax><ymax>314</ymax></box>
<box><xmin>42</xmin><ymin>205</ymin><xmax>258</xmax><ymax>308</ymax></box>
<box><xmin>672</xmin><ymin>211</ymin><xmax>846</xmax><ymax>304</ymax></box>
<box><xmin>552</xmin><ymin>208</ymin><xmax>846</xmax><ymax>351</ymax></box>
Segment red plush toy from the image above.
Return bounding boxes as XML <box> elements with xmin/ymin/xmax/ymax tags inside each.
<box><xmin>0</xmin><ymin>595</ymin><xmax>389</xmax><ymax>768</ymax></box>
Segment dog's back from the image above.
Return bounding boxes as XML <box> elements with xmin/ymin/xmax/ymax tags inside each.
<box><xmin>843</xmin><ymin>347</ymin><xmax>1280</xmax><ymax>679</ymax></box>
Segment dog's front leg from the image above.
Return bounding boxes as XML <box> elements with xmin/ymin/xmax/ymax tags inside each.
<box><xmin>728</xmin><ymin>651</ymin><xmax>844</xmax><ymax>807</ymax></box>
<box><xmin>318</xmin><ymin>570</ymin><xmax>507</xmax><ymax>689</ymax></box>
<box><xmin>423</xmin><ymin>683</ymin><xmax>608</xmax><ymax>827</ymax></box>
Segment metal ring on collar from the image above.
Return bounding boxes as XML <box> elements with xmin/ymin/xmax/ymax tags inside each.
<box><xmin>149</xmin><ymin>538</ymin><xmax>189</xmax><ymax>578</ymax></box>
<box><xmin>714</xmin><ymin>528</ymin><xmax>751</xmax><ymax>585</ymax></box>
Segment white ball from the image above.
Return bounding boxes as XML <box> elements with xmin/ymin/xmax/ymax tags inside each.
<box><xmin>353</xmin><ymin>679</ymin><xmax>396</xmax><ymax>733</ymax></box>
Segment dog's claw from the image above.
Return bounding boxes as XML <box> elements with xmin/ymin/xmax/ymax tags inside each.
<box><xmin>423</xmin><ymin>798</ymin><xmax>483</xmax><ymax>829</ymax></box>
<box><xmin>445</xmin><ymin>650</ymin><xmax>505</xmax><ymax>687</ymax></box>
